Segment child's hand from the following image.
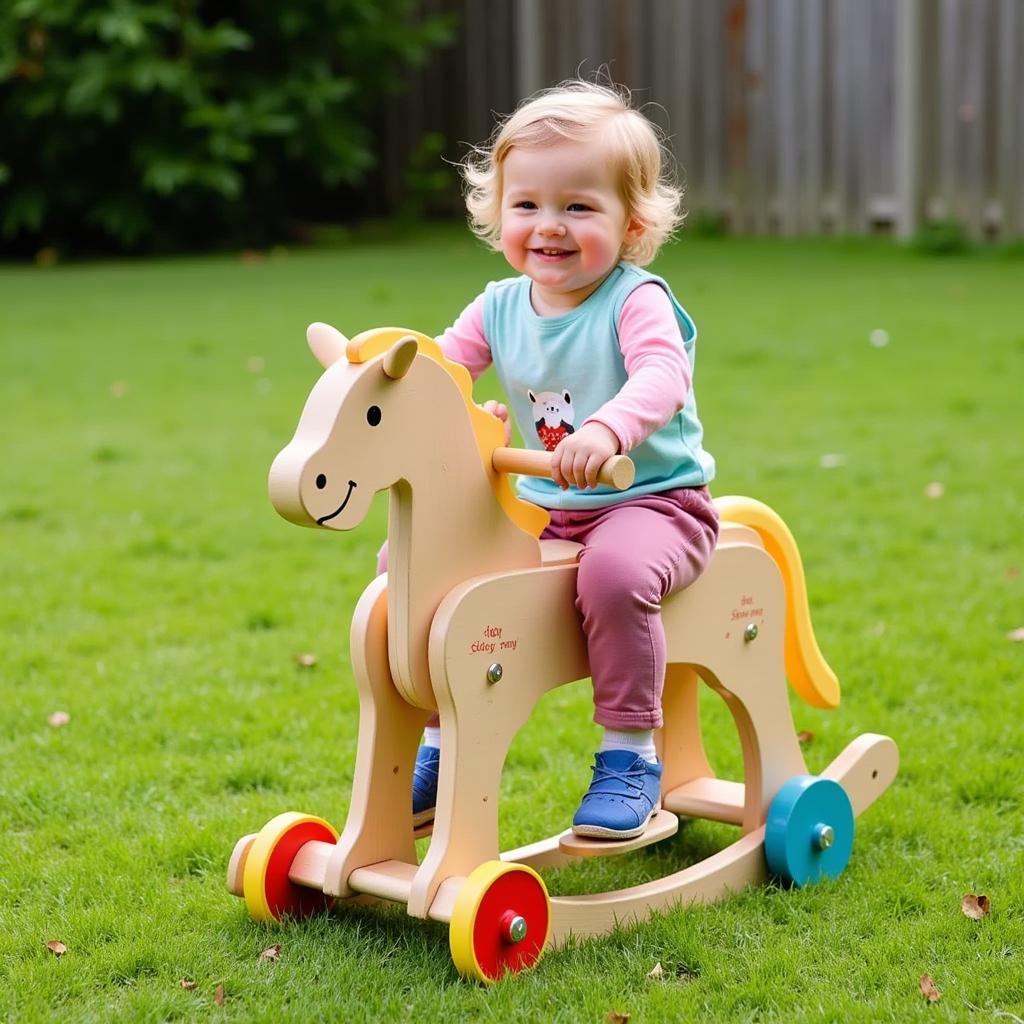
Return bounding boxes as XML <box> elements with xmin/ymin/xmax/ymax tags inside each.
<box><xmin>551</xmin><ymin>422</ymin><xmax>621</xmax><ymax>490</ymax></box>
<box><xmin>481</xmin><ymin>400</ymin><xmax>512</xmax><ymax>444</ymax></box>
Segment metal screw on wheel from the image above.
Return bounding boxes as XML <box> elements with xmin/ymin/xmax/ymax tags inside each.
<box><xmin>449</xmin><ymin>861</ymin><xmax>550</xmax><ymax>982</ymax></box>
<box><xmin>242</xmin><ymin>812</ymin><xmax>338</xmax><ymax>923</ymax></box>
<box><xmin>764</xmin><ymin>776</ymin><xmax>855</xmax><ymax>887</ymax></box>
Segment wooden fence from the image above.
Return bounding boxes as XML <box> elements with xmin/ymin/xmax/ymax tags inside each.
<box><xmin>380</xmin><ymin>0</ymin><xmax>1024</xmax><ymax>238</ymax></box>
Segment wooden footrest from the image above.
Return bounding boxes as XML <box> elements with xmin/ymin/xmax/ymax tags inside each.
<box><xmin>558</xmin><ymin>808</ymin><xmax>679</xmax><ymax>858</ymax></box>
<box><xmin>662</xmin><ymin>777</ymin><xmax>745</xmax><ymax>825</ymax></box>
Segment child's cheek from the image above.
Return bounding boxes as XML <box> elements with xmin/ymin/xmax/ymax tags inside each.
<box><xmin>499</xmin><ymin>220</ymin><xmax>526</xmax><ymax>270</ymax></box>
<box><xmin>500</xmin><ymin>232</ymin><xmax>526</xmax><ymax>272</ymax></box>
<box><xmin>580</xmin><ymin>227</ymin><xmax>614</xmax><ymax>272</ymax></box>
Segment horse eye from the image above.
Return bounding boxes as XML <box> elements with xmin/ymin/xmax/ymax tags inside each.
<box><xmin>315</xmin><ymin>474</ymin><xmax>327</xmax><ymax>489</ymax></box>
<box><xmin>367</xmin><ymin>405</ymin><xmax>382</xmax><ymax>426</ymax></box>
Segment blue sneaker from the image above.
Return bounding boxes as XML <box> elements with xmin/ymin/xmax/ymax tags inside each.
<box><xmin>571</xmin><ymin>750</ymin><xmax>663</xmax><ymax>839</ymax></box>
<box><xmin>412</xmin><ymin>745</ymin><xmax>440</xmax><ymax>827</ymax></box>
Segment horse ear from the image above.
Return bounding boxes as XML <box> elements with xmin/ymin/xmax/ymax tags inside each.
<box><xmin>307</xmin><ymin>322</ymin><xmax>349</xmax><ymax>368</ymax></box>
<box><xmin>382</xmin><ymin>335</ymin><xmax>418</xmax><ymax>380</ymax></box>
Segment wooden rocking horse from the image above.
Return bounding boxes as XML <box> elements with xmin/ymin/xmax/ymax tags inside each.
<box><xmin>227</xmin><ymin>323</ymin><xmax>899</xmax><ymax>982</ymax></box>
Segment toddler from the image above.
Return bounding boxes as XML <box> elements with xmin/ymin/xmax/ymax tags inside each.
<box><xmin>393</xmin><ymin>80</ymin><xmax>719</xmax><ymax>840</ymax></box>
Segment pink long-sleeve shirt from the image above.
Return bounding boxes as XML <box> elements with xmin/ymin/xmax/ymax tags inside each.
<box><xmin>437</xmin><ymin>282</ymin><xmax>692</xmax><ymax>453</ymax></box>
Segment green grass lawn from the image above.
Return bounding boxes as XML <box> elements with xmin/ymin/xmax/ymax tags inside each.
<box><xmin>1</xmin><ymin>227</ymin><xmax>1021</xmax><ymax>1022</ymax></box>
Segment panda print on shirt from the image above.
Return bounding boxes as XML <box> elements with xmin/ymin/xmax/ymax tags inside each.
<box><xmin>528</xmin><ymin>389</ymin><xmax>576</xmax><ymax>452</ymax></box>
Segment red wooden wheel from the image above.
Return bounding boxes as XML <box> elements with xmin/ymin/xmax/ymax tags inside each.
<box><xmin>449</xmin><ymin>861</ymin><xmax>550</xmax><ymax>982</ymax></box>
<box><xmin>242</xmin><ymin>812</ymin><xmax>338</xmax><ymax>923</ymax></box>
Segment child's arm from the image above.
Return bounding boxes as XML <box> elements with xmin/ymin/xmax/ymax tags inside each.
<box><xmin>584</xmin><ymin>283</ymin><xmax>692</xmax><ymax>452</ymax></box>
<box><xmin>552</xmin><ymin>284</ymin><xmax>690</xmax><ymax>489</ymax></box>
<box><xmin>436</xmin><ymin>293</ymin><xmax>491</xmax><ymax>379</ymax></box>
<box><xmin>436</xmin><ymin>293</ymin><xmax>510</xmax><ymax>441</ymax></box>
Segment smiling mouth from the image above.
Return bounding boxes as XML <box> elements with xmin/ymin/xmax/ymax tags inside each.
<box><xmin>316</xmin><ymin>480</ymin><xmax>357</xmax><ymax>524</ymax></box>
<box><xmin>532</xmin><ymin>247</ymin><xmax>576</xmax><ymax>258</ymax></box>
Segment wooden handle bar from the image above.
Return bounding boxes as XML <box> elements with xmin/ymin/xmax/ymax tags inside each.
<box><xmin>492</xmin><ymin>448</ymin><xmax>636</xmax><ymax>491</ymax></box>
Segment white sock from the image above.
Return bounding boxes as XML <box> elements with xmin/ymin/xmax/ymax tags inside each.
<box><xmin>423</xmin><ymin>726</ymin><xmax>442</xmax><ymax>749</ymax></box>
<box><xmin>600</xmin><ymin>728</ymin><xmax>658</xmax><ymax>763</ymax></box>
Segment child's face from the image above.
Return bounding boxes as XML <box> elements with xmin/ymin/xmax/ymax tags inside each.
<box><xmin>500</xmin><ymin>138</ymin><xmax>640</xmax><ymax>310</ymax></box>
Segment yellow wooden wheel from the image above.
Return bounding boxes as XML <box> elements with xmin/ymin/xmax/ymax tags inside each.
<box><xmin>242</xmin><ymin>811</ymin><xmax>338</xmax><ymax>923</ymax></box>
<box><xmin>449</xmin><ymin>861</ymin><xmax>550</xmax><ymax>982</ymax></box>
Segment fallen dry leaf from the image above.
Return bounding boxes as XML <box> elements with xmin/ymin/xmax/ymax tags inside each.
<box><xmin>924</xmin><ymin>482</ymin><xmax>945</xmax><ymax>499</ymax></box>
<box><xmin>919</xmin><ymin>974</ymin><xmax>941</xmax><ymax>1003</ymax></box>
<box><xmin>961</xmin><ymin>893</ymin><xmax>991</xmax><ymax>919</ymax></box>
<box><xmin>47</xmin><ymin>711</ymin><xmax>70</xmax><ymax>728</ymax></box>
<box><xmin>110</xmin><ymin>380</ymin><xmax>128</xmax><ymax>398</ymax></box>
<box><xmin>214</xmin><ymin>983</ymin><xmax>225</xmax><ymax>1006</ymax></box>
<box><xmin>294</xmin><ymin>653</ymin><xmax>317</xmax><ymax>667</ymax></box>
<box><xmin>179</xmin><ymin>979</ymin><xmax>197</xmax><ymax>990</ymax></box>
<box><xmin>1007</xmin><ymin>628</ymin><xmax>1024</xmax><ymax>643</ymax></box>
<box><xmin>1007</xmin><ymin>566</ymin><xmax>1020</xmax><ymax>579</ymax></box>
<box><xmin>259</xmin><ymin>944</ymin><xmax>282</xmax><ymax>962</ymax></box>
<box><xmin>46</xmin><ymin>940</ymin><xmax>66</xmax><ymax>956</ymax></box>
<box><xmin>647</xmin><ymin>961</ymin><xmax>664</xmax><ymax>979</ymax></box>
<box><xmin>607</xmin><ymin>1014</ymin><xmax>630</xmax><ymax>1024</ymax></box>
<box><xmin>797</xmin><ymin>730</ymin><xmax>815</xmax><ymax>745</ymax></box>
<box><xmin>247</xmin><ymin>356</ymin><xmax>266</xmax><ymax>374</ymax></box>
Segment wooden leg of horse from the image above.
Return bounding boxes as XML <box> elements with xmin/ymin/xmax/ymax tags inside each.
<box><xmin>700</xmin><ymin>663</ymin><xmax>806</xmax><ymax>832</ymax></box>
<box><xmin>407</xmin><ymin>564</ymin><xmax>589</xmax><ymax>919</ymax></box>
<box><xmin>323</xmin><ymin>575</ymin><xmax>433</xmax><ymax>898</ymax></box>
<box><xmin>658</xmin><ymin>663</ymin><xmax>714</xmax><ymax>792</ymax></box>
<box><xmin>661</xmin><ymin>541</ymin><xmax>807</xmax><ymax>831</ymax></box>
<box><xmin>406</xmin><ymin>692</ymin><xmax>514</xmax><ymax>918</ymax></box>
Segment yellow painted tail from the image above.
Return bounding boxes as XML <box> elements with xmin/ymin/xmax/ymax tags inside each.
<box><xmin>715</xmin><ymin>496</ymin><xmax>841</xmax><ymax>709</ymax></box>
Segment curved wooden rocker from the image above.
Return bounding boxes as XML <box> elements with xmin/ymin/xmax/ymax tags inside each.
<box><xmin>227</xmin><ymin>323</ymin><xmax>899</xmax><ymax>982</ymax></box>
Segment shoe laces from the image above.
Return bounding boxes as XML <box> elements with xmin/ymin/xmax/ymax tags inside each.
<box><xmin>589</xmin><ymin>757</ymin><xmax>648</xmax><ymax>800</ymax></box>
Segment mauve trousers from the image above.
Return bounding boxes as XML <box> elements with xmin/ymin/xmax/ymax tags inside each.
<box><xmin>379</xmin><ymin>486</ymin><xmax>719</xmax><ymax>731</ymax></box>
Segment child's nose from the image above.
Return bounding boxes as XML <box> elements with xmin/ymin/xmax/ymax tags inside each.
<box><xmin>537</xmin><ymin>217</ymin><xmax>566</xmax><ymax>237</ymax></box>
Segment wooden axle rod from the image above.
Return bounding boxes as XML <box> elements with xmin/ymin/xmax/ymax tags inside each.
<box><xmin>288</xmin><ymin>845</ymin><xmax>464</xmax><ymax>924</ymax></box>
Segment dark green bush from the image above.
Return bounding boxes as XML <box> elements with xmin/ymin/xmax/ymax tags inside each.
<box><xmin>688</xmin><ymin>208</ymin><xmax>729</xmax><ymax>238</ymax></box>
<box><xmin>0</xmin><ymin>1</ymin><xmax>453</xmax><ymax>254</ymax></box>
<box><xmin>912</xmin><ymin>218</ymin><xmax>970</xmax><ymax>256</ymax></box>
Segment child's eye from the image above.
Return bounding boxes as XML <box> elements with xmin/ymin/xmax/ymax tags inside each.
<box><xmin>567</xmin><ymin>203</ymin><xmax>592</xmax><ymax>212</ymax></box>
<box><xmin>514</xmin><ymin>201</ymin><xmax>537</xmax><ymax>210</ymax></box>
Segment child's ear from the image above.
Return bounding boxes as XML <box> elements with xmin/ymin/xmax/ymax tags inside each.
<box><xmin>624</xmin><ymin>216</ymin><xmax>645</xmax><ymax>244</ymax></box>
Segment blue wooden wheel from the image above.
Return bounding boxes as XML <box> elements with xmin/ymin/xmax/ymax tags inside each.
<box><xmin>765</xmin><ymin>776</ymin><xmax>855</xmax><ymax>886</ymax></box>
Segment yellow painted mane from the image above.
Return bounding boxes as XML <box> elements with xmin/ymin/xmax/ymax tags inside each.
<box><xmin>346</xmin><ymin>327</ymin><xmax>550</xmax><ymax>540</ymax></box>
<box><xmin>716</xmin><ymin>496</ymin><xmax>841</xmax><ymax>709</ymax></box>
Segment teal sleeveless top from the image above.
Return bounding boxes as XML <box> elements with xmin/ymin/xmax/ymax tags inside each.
<box><xmin>483</xmin><ymin>262</ymin><xmax>715</xmax><ymax>510</ymax></box>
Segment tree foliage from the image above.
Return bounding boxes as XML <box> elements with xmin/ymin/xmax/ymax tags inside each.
<box><xmin>0</xmin><ymin>1</ymin><xmax>453</xmax><ymax>253</ymax></box>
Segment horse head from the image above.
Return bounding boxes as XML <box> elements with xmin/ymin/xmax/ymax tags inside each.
<box><xmin>268</xmin><ymin>322</ymin><xmax>424</xmax><ymax>531</ymax></box>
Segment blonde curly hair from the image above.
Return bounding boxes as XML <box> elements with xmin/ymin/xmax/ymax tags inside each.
<box><xmin>461</xmin><ymin>80</ymin><xmax>683</xmax><ymax>267</ymax></box>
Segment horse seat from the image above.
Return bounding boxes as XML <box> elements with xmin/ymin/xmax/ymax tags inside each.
<box><xmin>539</xmin><ymin>521</ymin><xmax>757</xmax><ymax>570</ymax></box>
<box><xmin>540</xmin><ymin>539</ymin><xmax>583</xmax><ymax>566</ymax></box>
